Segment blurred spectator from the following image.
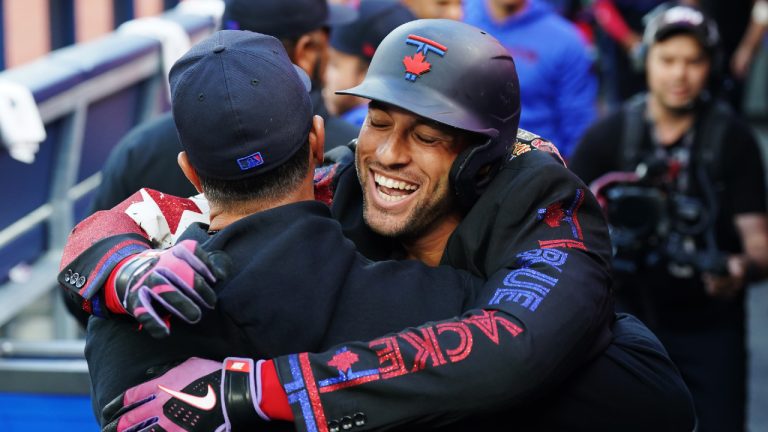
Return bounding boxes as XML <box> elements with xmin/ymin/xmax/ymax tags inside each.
<box><xmin>694</xmin><ymin>0</ymin><xmax>768</xmax><ymax>110</ymax></box>
<box><xmin>325</xmin><ymin>1</ymin><xmax>416</xmax><ymax>126</ymax></box>
<box><xmin>464</xmin><ymin>0</ymin><xmax>598</xmax><ymax>158</ymax></box>
<box><xmin>729</xmin><ymin>0</ymin><xmax>768</xmax><ymax>80</ymax></box>
<box><xmin>401</xmin><ymin>0</ymin><xmax>464</xmax><ymax>20</ymax></box>
<box><xmin>570</xmin><ymin>5</ymin><xmax>768</xmax><ymax>431</ymax></box>
<box><xmin>589</xmin><ymin>0</ymin><xmax>667</xmax><ymax>107</ymax></box>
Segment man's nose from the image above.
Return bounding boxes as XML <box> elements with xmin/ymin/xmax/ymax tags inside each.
<box><xmin>376</xmin><ymin>135</ymin><xmax>411</xmax><ymax>166</ymax></box>
<box><xmin>670</xmin><ymin>62</ymin><xmax>687</xmax><ymax>79</ymax></box>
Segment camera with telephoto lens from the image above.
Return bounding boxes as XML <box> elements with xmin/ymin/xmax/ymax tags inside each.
<box><xmin>599</xmin><ymin>159</ymin><xmax>729</xmax><ymax>277</ymax></box>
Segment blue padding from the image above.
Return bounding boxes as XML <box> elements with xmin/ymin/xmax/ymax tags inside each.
<box><xmin>48</xmin><ymin>33</ymin><xmax>160</xmax><ymax>80</ymax></box>
<box><xmin>0</xmin><ymin>58</ymin><xmax>83</xmax><ymax>105</ymax></box>
<box><xmin>0</xmin><ymin>393</ymin><xmax>98</xmax><ymax>432</ymax></box>
<box><xmin>0</xmin><ymin>120</ymin><xmax>61</xmax><ymax>230</ymax></box>
<box><xmin>78</xmin><ymin>85</ymin><xmax>147</xmax><ymax>183</ymax></box>
<box><xmin>0</xmin><ymin>226</ymin><xmax>46</xmax><ymax>284</ymax></box>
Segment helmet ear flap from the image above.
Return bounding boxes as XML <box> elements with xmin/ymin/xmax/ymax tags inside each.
<box><xmin>449</xmin><ymin>137</ymin><xmax>504</xmax><ymax>209</ymax></box>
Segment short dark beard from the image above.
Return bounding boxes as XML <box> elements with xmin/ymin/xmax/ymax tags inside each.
<box><xmin>362</xmin><ymin>182</ymin><xmax>457</xmax><ymax>241</ymax></box>
<box><xmin>664</xmin><ymin>97</ymin><xmax>700</xmax><ymax>117</ymax></box>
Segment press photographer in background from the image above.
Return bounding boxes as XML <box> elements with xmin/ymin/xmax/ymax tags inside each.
<box><xmin>569</xmin><ymin>3</ymin><xmax>768</xmax><ymax>431</ymax></box>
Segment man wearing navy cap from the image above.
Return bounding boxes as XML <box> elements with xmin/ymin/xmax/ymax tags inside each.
<box><xmin>84</xmin><ymin>29</ymin><xmax>483</xmax><ymax>429</ymax></box>
<box><xmin>62</xmin><ymin>0</ymin><xmax>362</xmax><ymax>327</ymax></box>
<box><xmin>325</xmin><ymin>1</ymin><xmax>416</xmax><ymax>127</ymax></box>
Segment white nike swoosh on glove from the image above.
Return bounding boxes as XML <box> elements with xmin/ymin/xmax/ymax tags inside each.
<box><xmin>158</xmin><ymin>384</ymin><xmax>217</xmax><ymax>411</ymax></box>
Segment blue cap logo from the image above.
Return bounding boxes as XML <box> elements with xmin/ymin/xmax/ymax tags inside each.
<box><xmin>237</xmin><ymin>152</ymin><xmax>265</xmax><ymax>171</ymax></box>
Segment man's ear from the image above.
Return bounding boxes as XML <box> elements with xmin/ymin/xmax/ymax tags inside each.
<box><xmin>293</xmin><ymin>34</ymin><xmax>316</xmax><ymax>76</ymax></box>
<box><xmin>178</xmin><ymin>151</ymin><xmax>203</xmax><ymax>193</ymax></box>
<box><xmin>308</xmin><ymin>115</ymin><xmax>325</xmax><ymax>166</ymax></box>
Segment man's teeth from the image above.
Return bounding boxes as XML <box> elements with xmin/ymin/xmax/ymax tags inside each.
<box><xmin>379</xmin><ymin>192</ymin><xmax>407</xmax><ymax>202</ymax></box>
<box><xmin>374</xmin><ymin>173</ymin><xmax>418</xmax><ymax>191</ymax></box>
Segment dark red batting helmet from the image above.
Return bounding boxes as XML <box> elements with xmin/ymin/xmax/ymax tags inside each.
<box><xmin>338</xmin><ymin>18</ymin><xmax>521</xmax><ymax>207</ymax></box>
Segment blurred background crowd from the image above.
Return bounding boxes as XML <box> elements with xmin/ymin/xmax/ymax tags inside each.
<box><xmin>0</xmin><ymin>0</ymin><xmax>766</xmax><ymax>430</ymax></box>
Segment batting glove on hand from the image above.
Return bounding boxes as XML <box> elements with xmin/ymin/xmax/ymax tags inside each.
<box><xmin>101</xmin><ymin>357</ymin><xmax>273</xmax><ymax>432</ymax></box>
<box><xmin>108</xmin><ymin>239</ymin><xmax>230</xmax><ymax>338</ymax></box>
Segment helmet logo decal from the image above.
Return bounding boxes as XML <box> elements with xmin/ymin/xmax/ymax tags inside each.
<box><xmin>403</xmin><ymin>34</ymin><xmax>447</xmax><ymax>81</ymax></box>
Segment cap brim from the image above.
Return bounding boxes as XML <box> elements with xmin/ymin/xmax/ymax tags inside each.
<box><xmin>338</xmin><ymin>79</ymin><xmax>499</xmax><ymax>138</ymax></box>
<box><xmin>654</xmin><ymin>25</ymin><xmax>707</xmax><ymax>46</ymax></box>
<box><xmin>293</xmin><ymin>64</ymin><xmax>312</xmax><ymax>93</ymax></box>
<box><xmin>326</xmin><ymin>4</ymin><xmax>358</xmax><ymax>27</ymax></box>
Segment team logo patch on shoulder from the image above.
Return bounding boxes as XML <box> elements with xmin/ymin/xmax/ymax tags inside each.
<box><xmin>511</xmin><ymin>141</ymin><xmax>532</xmax><ymax>158</ymax></box>
<box><xmin>403</xmin><ymin>34</ymin><xmax>447</xmax><ymax>81</ymax></box>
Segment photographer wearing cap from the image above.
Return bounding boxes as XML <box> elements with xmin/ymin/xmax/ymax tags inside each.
<box><xmin>570</xmin><ymin>3</ymin><xmax>768</xmax><ymax>430</ymax></box>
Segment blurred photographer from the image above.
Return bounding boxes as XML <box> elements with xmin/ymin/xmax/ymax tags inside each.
<box><xmin>570</xmin><ymin>3</ymin><xmax>768</xmax><ymax>431</ymax></box>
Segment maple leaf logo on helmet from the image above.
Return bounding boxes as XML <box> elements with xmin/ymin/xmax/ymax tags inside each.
<box><xmin>402</xmin><ymin>34</ymin><xmax>447</xmax><ymax>81</ymax></box>
<box><xmin>404</xmin><ymin>52</ymin><xmax>431</xmax><ymax>77</ymax></box>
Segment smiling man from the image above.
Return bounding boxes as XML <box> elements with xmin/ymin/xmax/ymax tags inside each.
<box><xmin>570</xmin><ymin>4</ymin><xmax>768</xmax><ymax>431</ymax></box>
<box><xmin>357</xmin><ymin>101</ymin><xmax>471</xmax><ymax>256</ymax></box>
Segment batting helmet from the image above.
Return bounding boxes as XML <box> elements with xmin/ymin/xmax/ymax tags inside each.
<box><xmin>337</xmin><ymin>19</ymin><xmax>521</xmax><ymax>208</ymax></box>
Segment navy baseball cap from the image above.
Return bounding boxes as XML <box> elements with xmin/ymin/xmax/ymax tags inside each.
<box><xmin>331</xmin><ymin>0</ymin><xmax>416</xmax><ymax>61</ymax></box>
<box><xmin>169</xmin><ymin>30</ymin><xmax>313</xmax><ymax>181</ymax></box>
<box><xmin>222</xmin><ymin>0</ymin><xmax>358</xmax><ymax>39</ymax></box>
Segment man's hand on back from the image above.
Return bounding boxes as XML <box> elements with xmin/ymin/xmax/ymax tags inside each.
<box><xmin>106</xmin><ymin>239</ymin><xmax>230</xmax><ymax>338</ymax></box>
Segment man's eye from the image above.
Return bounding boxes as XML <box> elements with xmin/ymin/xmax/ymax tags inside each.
<box><xmin>368</xmin><ymin>117</ymin><xmax>389</xmax><ymax>128</ymax></box>
<box><xmin>416</xmin><ymin>133</ymin><xmax>439</xmax><ymax>144</ymax></box>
